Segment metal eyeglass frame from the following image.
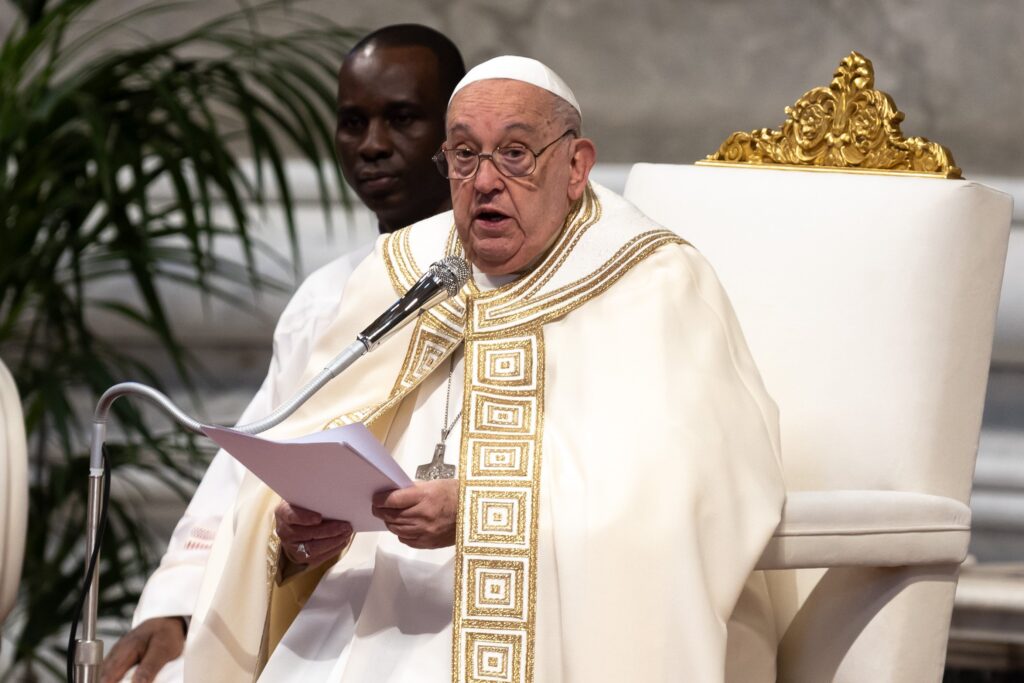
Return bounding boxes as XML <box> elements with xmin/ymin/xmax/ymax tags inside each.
<box><xmin>432</xmin><ymin>128</ymin><xmax>577</xmax><ymax>179</ymax></box>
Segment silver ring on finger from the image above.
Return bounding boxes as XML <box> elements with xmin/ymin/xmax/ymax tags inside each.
<box><xmin>297</xmin><ymin>542</ymin><xmax>310</xmax><ymax>560</ymax></box>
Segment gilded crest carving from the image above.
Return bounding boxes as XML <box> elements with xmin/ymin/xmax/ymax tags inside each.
<box><xmin>702</xmin><ymin>51</ymin><xmax>961</xmax><ymax>178</ymax></box>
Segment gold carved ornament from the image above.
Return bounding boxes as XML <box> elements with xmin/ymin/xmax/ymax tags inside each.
<box><xmin>700</xmin><ymin>51</ymin><xmax>961</xmax><ymax>178</ymax></box>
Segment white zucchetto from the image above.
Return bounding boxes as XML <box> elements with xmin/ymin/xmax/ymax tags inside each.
<box><xmin>449</xmin><ymin>55</ymin><xmax>582</xmax><ymax>118</ymax></box>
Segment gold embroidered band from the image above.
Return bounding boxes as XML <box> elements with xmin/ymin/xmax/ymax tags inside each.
<box><xmin>454</xmin><ymin>323</ymin><xmax>544</xmax><ymax>683</ymax></box>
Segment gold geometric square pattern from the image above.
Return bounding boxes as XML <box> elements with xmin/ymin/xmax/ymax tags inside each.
<box><xmin>468</xmin><ymin>439</ymin><xmax>532</xmax><ymax>479</ymax></box>
<box><xmin>472</xmin><ymin>337</ymin><xmax>536</xmax><ymax>389</ymax></box>
<box><xmin>463</xmin><ymin>630</ymin><xmax>525</xmax><ymax>683</ymax></box>
<box><xmin>464</xmin><ymin>557</ymin><xmax>527</xmax><ymax>621</ymax></box>
<box><xmin>400</xmin><ymin>326</ymin><xmax>454</xmax><ymax>389</ymax></box>
<box><xmin>455</xmin><ymin>329</ymin><xmax>541</xmax><ymax>683</ymax></box>
<box><xmin>465</xmin><ymin>488</ymin><xmax>530</xmax><ymax>547</ymax></box>
<box><xmin>472</xmin><ymin>394</ymin><xmax>535</xmax><ymax>435</ymax></box>
<box><xmin>411</xmin><ymin>339</ymin><xmax>446</xmax><ymax>379</ymax></box>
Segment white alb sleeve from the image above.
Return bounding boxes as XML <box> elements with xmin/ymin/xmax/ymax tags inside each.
<box><xmin>131</xmin><ymin>246</ymin><xmax>371</xmax><ymax>626</ymax></box>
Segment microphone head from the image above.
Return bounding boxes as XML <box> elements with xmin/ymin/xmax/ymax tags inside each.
<box><xmin>429</xmin><ymin>256</ymin><xmax>471</xmax><ymax>296</ymax></box>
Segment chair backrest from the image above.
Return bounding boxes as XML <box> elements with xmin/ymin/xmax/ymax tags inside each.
<box><xmin>0</xmin><ymin>357</ymin><xmax>28</xmax><ymax>625</ymax></box>
<box><xmin>623</xmin><ymin>162</ymin><xmax>1011</xmax><ymax>681</ymax></box>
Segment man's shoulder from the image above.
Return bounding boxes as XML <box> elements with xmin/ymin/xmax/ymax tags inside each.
<box><xmin>273</xmin><ymin>240</ymin><xmax>377</xmax><ymax>336</ymax></box>
<box><xmin>539</xmin><ymin>182</ymin><xmax>690</xmax><ymax>293</ymax></box>
<box><xmin>591</xmin><ymin>181</ymin><xmax>660</xmax><ymax>228</ymax></box>
<box><xmin>383</xmin><ymin>210</ymin><xmax>456</xmax><ymax>283</ymax></box>
<box><xmin>292</xmin><ymin>241</ymin><xmax>376</xmax><ymax>300</ymax></box>
<box><xmin>397</xmin><ymin>209</ymin><xmax>454</xmax><ymax>249</ymax></box>
<box><xmin>589</xmin><ymin>181</ymin><xmax>709</xmax><ymax>281</ymax></box>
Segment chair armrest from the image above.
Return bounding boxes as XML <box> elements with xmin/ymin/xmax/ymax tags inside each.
<box><xmin>756</xmin><ymin>490</ymin><xmax>971</xmax><ymax>570</ymax></box>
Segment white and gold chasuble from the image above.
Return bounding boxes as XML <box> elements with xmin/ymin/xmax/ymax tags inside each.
<box><xmin>184</xmin><ymin>183</ymin><xmax>786</xmax><ymax>683</ymax></box>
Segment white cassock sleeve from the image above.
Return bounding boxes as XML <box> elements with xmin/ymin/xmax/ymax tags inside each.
<box><xmin>131</xmin><ymin>244</ymin><xmax>372</xmax><ymax>627</ymax></box>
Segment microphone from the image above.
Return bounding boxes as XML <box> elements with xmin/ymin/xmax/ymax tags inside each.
<box><xmin>357</xmin><ymin>255</ymin><xmax>471</xmax><ymax>351</ymax></box>
<box><xmin>219</xmin><ymin>255</ymin><xmax>470</xmax><ymax>434</ymax></box>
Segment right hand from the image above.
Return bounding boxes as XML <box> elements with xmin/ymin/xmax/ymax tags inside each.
<box><xmin>101</xmin><ymin>616</ymin><xmax>186</xmax><ymax>683</ymax></box>
<box><xmin>275</xmin><ymin>501</ymin><xmax>354</xmax><ymax>569</ymax></box>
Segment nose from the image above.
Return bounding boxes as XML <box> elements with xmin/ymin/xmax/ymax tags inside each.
<box><xmin>472</xmin><ymin>155</ymin><xmax>505</xmax><ymax>194</ymax></box>
<box><xmin>359</xmin><ymin>119</ymin><xmax>393</xmax><ymax>161</ymax></box>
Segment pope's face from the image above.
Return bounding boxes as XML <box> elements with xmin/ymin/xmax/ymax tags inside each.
<box><xmin>445</xmin><ymin>80</ymin><xmax>595</xmax><ymax>275</ymax></box>
<box><xmin>335</xmin><ymin>45</ymin><xmax>451</xmax><ymax>233</ymax></box>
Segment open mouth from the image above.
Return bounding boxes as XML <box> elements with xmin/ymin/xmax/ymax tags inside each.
<box><xmin>474</xmin><ymin>209</ymin><xmax>510</xmax><ymax>227</ymax></box>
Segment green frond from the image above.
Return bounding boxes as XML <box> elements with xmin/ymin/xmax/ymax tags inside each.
<box><xmin>0</xmin><ymin>0</ymin><xmax>358</xmax><ymax>670</ymax></box>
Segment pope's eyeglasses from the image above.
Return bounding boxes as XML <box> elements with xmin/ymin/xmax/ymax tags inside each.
<box><xmin>432</xmin><ymin>129</ymin><xmax>576</xmax><ymax>180</ymax></box>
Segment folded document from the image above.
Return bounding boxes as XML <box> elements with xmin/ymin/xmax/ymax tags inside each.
<box><xmin>202</xmin><ymin>424</ymin><xmax>412</xmax><ymax>532</ymax></box>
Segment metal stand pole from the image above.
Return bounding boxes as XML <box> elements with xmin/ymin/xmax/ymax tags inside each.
<box><xmin>73</xmin><ymin>456</ymin><xmax>106</xmax><ymax>682</ymax></box>
<box><xmin>72</xmin><ymin>340</ymin><xmax>367</xmax><ymax>682</ymax></box>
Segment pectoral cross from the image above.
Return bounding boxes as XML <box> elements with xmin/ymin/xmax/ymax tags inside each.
<box><xmin>416</xmin><ymin>351</ymin><xmax>461</xmax><ymax>480</ymax></box>
<box><xmin>416</xmin><ymin>442</ymin><xmax>456</xmax><ymax>480</ymax></box>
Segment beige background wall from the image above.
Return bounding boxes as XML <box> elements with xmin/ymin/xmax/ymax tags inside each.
<box><xmin>3</xmin><ymin>0</ymin><xmax>1022</xmax><ymax>176</ymax></box>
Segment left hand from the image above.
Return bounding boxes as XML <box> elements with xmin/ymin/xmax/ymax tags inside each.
<box><xmin>274</xmin><ymin>501</ymin><xmax>353</xmax><ymax>569</ymax></box>
<box><xmin>371</xmin><ymin>479</ymin><xmax>459</xmax><ymax>549</ymax></box>
<box><xmin>100</xmin><ymin>616</ymin><xmax>186</xmax><ymax>683</ymax></box>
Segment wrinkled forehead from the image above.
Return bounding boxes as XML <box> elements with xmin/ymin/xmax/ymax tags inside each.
<box><xmin>446</xmin><ymin>80</ymin><xmax>562</xmax><ymax>135</ymax></box>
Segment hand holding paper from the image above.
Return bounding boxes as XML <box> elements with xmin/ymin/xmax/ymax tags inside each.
<box><xmin>275</xmin><ymin>501</ymin><xmax>353</xmax><ymax>567</ymax></box>
<box><xmin>372</xmin><ymin>478</ymin><xmax>459</xmax><ymax>549</ymax></box>
<box><xmin>202</xmin><ymin>423</ymin><xmax>412</xmax><ymax>532</ymax></box>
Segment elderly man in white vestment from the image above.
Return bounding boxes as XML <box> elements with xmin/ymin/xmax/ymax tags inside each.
<box><xmin>183</xmin><ymin>56</ymin><xmax>786</xmax><ymax>683</ymax></box>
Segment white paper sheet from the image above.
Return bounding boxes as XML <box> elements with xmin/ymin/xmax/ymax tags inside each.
<box><xmin>202</xmin><ymin>424</ymin><xmax>413</xmax><ymax>531</ymax></box>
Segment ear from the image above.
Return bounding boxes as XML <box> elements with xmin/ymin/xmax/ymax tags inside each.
<box><xmin>566</xmin><ymin>138</ymin><xmax>597</xmax><ymax>202</ymax></box>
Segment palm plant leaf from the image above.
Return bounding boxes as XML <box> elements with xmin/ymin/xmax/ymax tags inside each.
<box><xmin>0</xmin><ymin>0</ymin><xmax>360</xmax><ymax>674</ymax></box>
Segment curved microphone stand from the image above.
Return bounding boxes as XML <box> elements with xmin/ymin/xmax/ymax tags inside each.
<box><xmin>72</xmin><ymin>256</ymin><xmax>469</xmax><ymax>682</ymax></box>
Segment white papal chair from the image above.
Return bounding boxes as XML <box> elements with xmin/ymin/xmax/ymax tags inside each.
<box><xmin>623</xmin><ymin>52</ymin><xmax>1013</xmax><ymax>682</ymax></box>
<box><xmin>0</xmin><ymin>356</ymin><xmax>28</xmax><ymax>627</ymax></box>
